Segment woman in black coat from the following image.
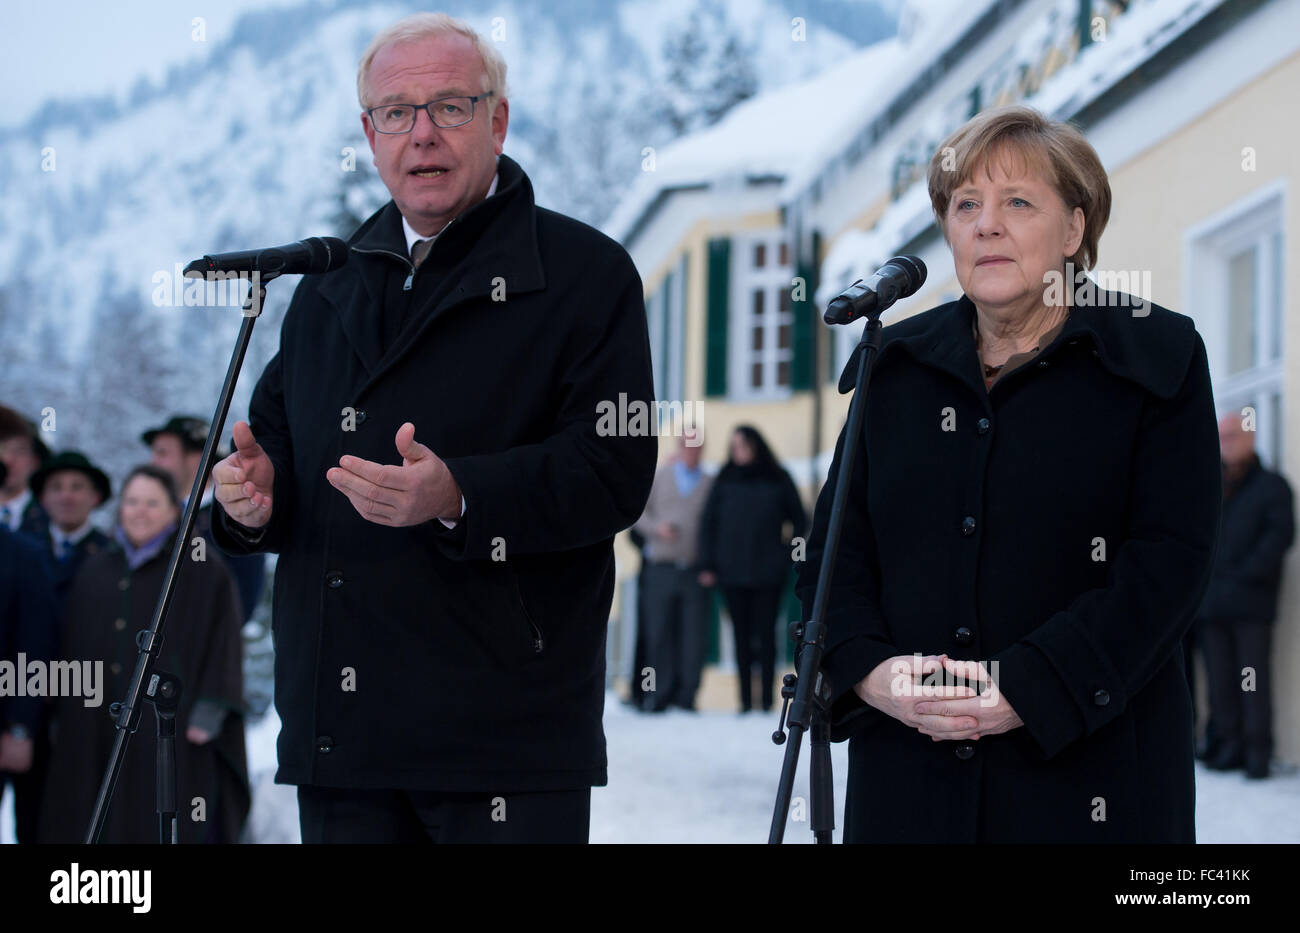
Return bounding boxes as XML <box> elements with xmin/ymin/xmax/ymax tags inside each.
<box><xmin>798</xmin><ymin>106</ymin><xmax>1220</xmax><ymax>843</ymax></box>
<box><xmin>699</xmin><ymin>426</ymin><xmax>807</xmax><ymax>712</ymax></box>
<box><xmin>38</xmin><ymin>465</ymin><xmax>249</xmax><ymax>844</ymax></box>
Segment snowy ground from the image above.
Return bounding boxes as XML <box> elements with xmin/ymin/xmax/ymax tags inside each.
<box><xmin>6</xmin><ymin>694</ymin><xmax>1299</xmax><ymax>843</ymax></box>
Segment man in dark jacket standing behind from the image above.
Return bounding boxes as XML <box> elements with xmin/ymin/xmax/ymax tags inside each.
<box><xmin>1197</xmin><ymin>411</ymin><xmax>1294</xmax><ymax>778</ymax></box>
<box><xmin>210</xmin><ymin>12</ymin><xmax>656</xmax><ymax>843</ymax></box>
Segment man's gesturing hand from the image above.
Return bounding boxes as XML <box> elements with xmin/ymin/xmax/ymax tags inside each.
<box><xmin>212</xmin><ymin>420</ymin><xmax>275</xmax><ymax>528</ymax></box>
<box><xmin>326</xmin><ymin>422</ymin><xmax>463</xmax><ymax>527</ymax></box>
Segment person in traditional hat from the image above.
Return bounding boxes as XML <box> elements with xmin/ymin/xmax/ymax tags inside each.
<box><xmin>142</xmin><ymin>415</ymin><xmax>266</xmax><ymax>622</ymax></box>
<box><xmin>13</xmin><ymin>452</ymin><xmax>111</xmax><ymax>842</ymax></box>
<box><xmin>30</xmin><ymin>451</ymin><xmax>112</xmax><ymax>607</ymax></box>
<box><xmin>0</xmin><ymin>404</ymin><xmax>52</xmax><ymax>538</ymax></box>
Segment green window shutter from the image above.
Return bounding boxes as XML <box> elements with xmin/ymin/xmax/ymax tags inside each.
<box><xmin>792</xmin><ymin>230</ymin><xmax>821</xmax><ymax>391</ymax></box>
<box><xmin>783</xmin><ymin>570</ymin><xmax>801</xmax><ymax>665</ymax></box>
<box><xmin>791</xmin><ymin>264</ymin><xmax>813</xmax><ymax>390</ymax></box>
<box><xmin>705</xmin><ymin>237</ymin><xmax>731</xmax><ymax>397</ymax></box>
<box><xmin>1077</xmin><ymin>0</ymin><xmax>1094</xmax><ymax>52</ymax></box>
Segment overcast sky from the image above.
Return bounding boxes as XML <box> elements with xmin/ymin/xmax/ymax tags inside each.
<box><xmin>2</xmin><ymin>0</ymin><xmax>307</xmax><ymax>128</ymax></box>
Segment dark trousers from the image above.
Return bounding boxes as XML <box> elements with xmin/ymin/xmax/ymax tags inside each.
<box><xmin>1202</xmin><ymin>618</ymin><xmax>1273</xmax><ymax>759</ymax></box>
<box><xmin>722</xmin><ymin>584</ymin><xmax>782</xmax><ymax>711</ymax></box>
<box><xmin>0</xmin><ymin>725</ymin><xmax>51</xmax><ymax>843</ymax></box>
<box><xmin>297</xmin><ymin>785</ymin><xmax>592</xmax><ymax>843</ymax></box>
<box><xmin>640</xmin><ymin>563</ymin><xmax>710</xmax><ymax>710</ymax></box>
<box><xmin>629</xmin><ymin>568</ymin><xmax>649</xmax><ymax>706</ymax></box>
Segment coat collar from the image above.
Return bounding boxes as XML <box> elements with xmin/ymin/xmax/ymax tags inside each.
<box><xmin>318</xmin><ymin>154</ymin><xmax>546</xmax><ymax>389</ymax></box>
<box><xmin>839</xmin><ymin>285</ymin><xmax>1196</xmax><ymax>402</ymax></box>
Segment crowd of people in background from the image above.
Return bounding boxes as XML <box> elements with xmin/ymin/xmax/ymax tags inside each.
<box><xmin>0</xmin><ymin>404</ymin><xmax>255</xmax><ymax>843</ymax></box>
<box><xmin>629</xmin><ymin>424</ymin><xmax>807</xmax><ymax>715</ymax></box>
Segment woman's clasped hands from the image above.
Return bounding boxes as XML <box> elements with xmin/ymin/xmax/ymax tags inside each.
<box><xmin>854</xmin><ymin>654</ymin><xmax>1024</xmax><ymax>742</ymax></box>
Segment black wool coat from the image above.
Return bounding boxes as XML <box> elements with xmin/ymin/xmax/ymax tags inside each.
<box><xmin>698</xmin><ymin>466</ymin><xmax>808</xmax><ymax>587</ymax></box>
<box><xmin>38</xmin><ymin>534</ymin><xmax>249</xmax><ymax>844</ymax></box>
<box><xmin>0</xmin><ymin>527</ymin><xmax>57</xmax><ymax>734</ymax></box>
<box><xmin>1197</xmin><ymin>456</ymin><xmax>1294</xmax><ymax>625</ymax></box>
<box><xmin>796</xmin><ymin>290</ymin><xmax>1221</xmax><ymax>843</ymax></box>
<box><xmin>195</xmin><ymin>502</ymin><xmax>266</xmax><ymax>623</ymax></box>
<box><xmin>29</xmin><ymin>525</ymin><xmax>110</xmax><ymax>610</ymax></box>
<box><xmin>214</xmin><ymin>154</ymin><xmax>657</xmax><ymax>793</ymax></box>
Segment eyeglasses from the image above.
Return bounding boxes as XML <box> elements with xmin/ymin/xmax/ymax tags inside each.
<box><xmin>365</xmin><ymin>92</ymin><xmax>495</xmax><ymax>134</ymax></box>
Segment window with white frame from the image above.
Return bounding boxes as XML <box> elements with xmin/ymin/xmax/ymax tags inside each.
<box><xmin>731</xmin><ymin>233</ymin><xmax>793</xmax><ymax>398</ymax></box>
<box><xmin>1185</xmin><ymin>185</ymin><xmax>1286</xmax><ymax>468</ymax></box>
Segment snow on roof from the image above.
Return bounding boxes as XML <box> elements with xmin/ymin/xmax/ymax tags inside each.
<box><xmin>1035</xmin><ymin>0</ymin><xmax>1218</xmax><ymax>117</ymax></box>
<box><xmin>780</xmin><ymin>0</ymin><xmax>1007</xmax><ymax>199</ymax></box>
<box><xmin>817</xmin><ymin>0</ymin><xmax>1222</xmax><ymax>297</ymax></box>
<box><xmin>604</xmin><ymin>0</ymin><xmax>1008</xmax><ymax>245</ymax></box>
<box><xmin>603</xmin><ymin>37</ymin><xmax>905</xmax><ymax>243</ymax></box>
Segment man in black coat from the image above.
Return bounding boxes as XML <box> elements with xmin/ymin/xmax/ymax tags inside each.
<box><xmin>144</xmin><ymin>415</ymin><xmax>266</xmax><ymax>622</ymax></box>
<box><xmin>1196</xmin><ymin>412</ymin><xmax>1294</xmax><ymax>778</ymax></box>
<box><xmin>17</xmin><ymin>451</ymin><xmax>111</xmax><ymax>840</ymax></box>
<box><xmin>210</xmin><ymin>15</ymin><xmax>655</xmax><ymax>843</ymax></box>
<box><xmin>29</xmin><ymin>451</ymin><xmax>112</xmax><ymax>607</ymax></box>
<box><xmin>0</xmin><ymin>461</ymin><xmax>59</xmax><ymax>843</ymax></box>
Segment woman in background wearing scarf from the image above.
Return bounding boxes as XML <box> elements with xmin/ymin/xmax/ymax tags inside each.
<box><xmin>38</xmin><ymin>464</ymin><xmax>249</xmax><ymax>843</ymax></box>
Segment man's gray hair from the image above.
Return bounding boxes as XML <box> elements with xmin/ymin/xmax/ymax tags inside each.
<box><xmin>357</xmin><ymin>13</ymin><xmax>509</xmax><ymax>110</ymax></box>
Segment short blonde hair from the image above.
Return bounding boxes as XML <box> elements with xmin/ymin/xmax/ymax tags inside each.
<box><xmin>357</xmin><ymin>13</ymin><xmax>509</xmax><ymax>111</ymax></box>
<box><xmin>927</xmin><ymin>105</ymin><xmax>1111</xmax><ymax>270</ymax></box>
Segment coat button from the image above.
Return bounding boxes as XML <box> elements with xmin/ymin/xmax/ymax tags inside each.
<box><xmin>316</xmin><ymin>735</ymin><xmax>334</xmax><ymax>753</ymax></box>
<box><xmin>118</xmin><ymin>578</ymin><xmax>129</xmax><ymax>591</ymax></box>
<box><xmin>113</xmin><ymin>618</ymin><xmax>126</xmax><ymax>632</ymax></box>
<box><xmin>954</xmin><ymin>626</ymin><xmax>973</xmax><ymax>646</ymax></box>
<box><xmin>976</xmin><ymin>417</ymin><xmax>990</xmax><ymax>435</ymax></box>
<box><xmin>110</xmin><ymin>662</ymin><xmax>122</xmax><ymax>675</ymax></box>
<box><xmin>955</xmin><ymin>744</ymin><xmax>975</xmax><ymax>760</ymax></box>
<box><xmin>1093</xmin><ymin>689</ymin><xmax>1110</xmax><ymax>706</ymax></box>
<box><xmin>960</xmin><ymin>516</ymin><xmax>976</xmax><ymax>536</ymax></box>
<box><xmin>325</xmin><ymin>570</ymin><xmax>344</xmax><ymax>589</ymax></box>
<box><xmin>355</xmin><ymin>409</ymin><xmax>368</xmax><ymax>425</ymax></box>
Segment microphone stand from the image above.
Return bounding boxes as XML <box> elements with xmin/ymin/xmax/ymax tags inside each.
<box><xmin>768</xmin><ymin>304</ymin><xmax>887</xmax><ymax>844</ymax></box>
<box><xmin>85</xmin><ymin>272</ymin><xmax>277</xmax><ymax>844</ymax></box>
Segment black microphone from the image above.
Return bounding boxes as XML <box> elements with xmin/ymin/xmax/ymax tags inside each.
<box><xmin>824</xmin><ymin>255</ymin><xmax>926</xmax><ymax>325</ymax></box>
<box><xmin>183</xmin><ymin>236</ymin><xmax>349</xmax><ymax>278</ymax></box>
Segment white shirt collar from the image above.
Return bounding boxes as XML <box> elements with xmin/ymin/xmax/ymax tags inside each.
<box><xmin>52</xmin><ymin>519</ymin><xmax>95</xmax><ymax>547</ymax></box>
<box><xmin>1</xmin><ymin>488</ymin><xmax>32</xmax><ymax>530</ymax></box>
<box><xmin>401</xmin><ymin>171</ymin><xmax>499</xmax><ymax>255</ymax></box>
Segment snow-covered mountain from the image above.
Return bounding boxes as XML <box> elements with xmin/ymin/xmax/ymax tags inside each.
<box><xmin>0</xmin><ymin>0</ymin><xmax>895</xmax><ymax>484</ymax></box>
